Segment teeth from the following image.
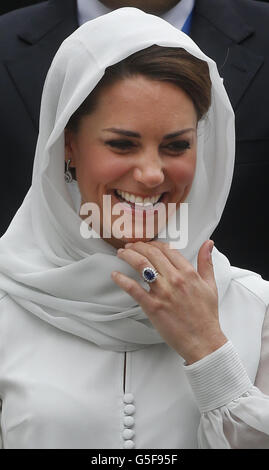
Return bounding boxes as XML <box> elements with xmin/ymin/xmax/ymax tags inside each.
<box><xmin>115</xmin><ymin>189</ymin><xmax>162</xmax><ymax>206</ymax></box>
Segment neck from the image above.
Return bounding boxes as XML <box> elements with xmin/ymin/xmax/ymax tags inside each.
<box><xmin>98</xmin><ymin>1</ymin><xmax>181</xmax><ymax>15</ymax></box>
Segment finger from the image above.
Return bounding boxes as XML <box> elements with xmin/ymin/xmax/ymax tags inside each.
<box><xmin>197</xmin><ymin>240</ymin><xmax>216</xmax><ymax>289</ymax></box>
<box><xmin>117</xmin><ymin>247</ymin><xmax>161</xmax><ymax>291</ymax></box>
<box><xmin>120</xmin><ymin>242</ymin><xmax>178</xmax><ymax>280</ymax></box>
<box><xmin>111</xmin><ymin>271</ymin><xmax>157</xmax><ymax>314</ymax></box>
<box><xmin>147</xmin><ymin>240</ymin><xmax>193</xmax><ymax>273</ymax></box>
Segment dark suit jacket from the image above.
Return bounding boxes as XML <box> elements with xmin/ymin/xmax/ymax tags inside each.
<box><xmin>1</xmin><ymin>0</ymin><xmax>269</xmax><ymax>278</ymax></box>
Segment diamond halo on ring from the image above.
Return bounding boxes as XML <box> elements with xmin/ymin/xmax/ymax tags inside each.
<box><xmin>142</xmin><ymin>267</ymin><xmax>159</xmax><ymax>283</ymax></box>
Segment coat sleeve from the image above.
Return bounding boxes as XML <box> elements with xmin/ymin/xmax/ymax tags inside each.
<box><xmin>183</xmin><ymin>305</ymin><xmax>269</xmax><ymax>449</ymax></box>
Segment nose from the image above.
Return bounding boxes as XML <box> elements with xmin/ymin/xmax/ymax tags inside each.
<box><xmin>133</xmin><ymin>151</ymin><xmax>165</xmax><ymax>188</ymax></box>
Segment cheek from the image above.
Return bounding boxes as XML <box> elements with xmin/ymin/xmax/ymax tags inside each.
<box><xmin>76</xmin><ymin>145</ymin><xmax>127</xmax><ymax>185</ymax></box>
<box><xmin>170</xmin><ymin>155</ymin><xmax>197</xmax><ymax>188</ymax></box>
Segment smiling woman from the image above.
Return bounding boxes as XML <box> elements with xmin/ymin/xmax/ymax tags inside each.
<box><xmin>0</xmin><ymin>7</ymin><xmax>269</xmax><ymax>450</ymax></box>
<box><xmin>64</xmin><ymin>45</ymin><xmax>210</xmax><ymax>248</ymax></box>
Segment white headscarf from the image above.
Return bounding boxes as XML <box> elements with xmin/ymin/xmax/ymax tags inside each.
<box><xmin>0</xmin><ymin>7</ymin><xmax>260</xmax><ymax>352</ymax></box>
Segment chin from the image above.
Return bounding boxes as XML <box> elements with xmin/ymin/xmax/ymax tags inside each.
<box><xmin>125</xmin><ymin>236</ymin><xmax>155</xmax><ymax>243</ymax></box>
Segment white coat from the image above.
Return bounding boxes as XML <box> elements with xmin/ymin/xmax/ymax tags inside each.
<box><xmin>1</xmin><ymin>273</ymin><xmax>269</xmax><ymax>448</ymax></box>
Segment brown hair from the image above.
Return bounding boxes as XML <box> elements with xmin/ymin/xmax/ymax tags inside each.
<box><xmin>66</xmin><ymin>44</ymin><xmax>211</xmax><ymax>133</ymax></box>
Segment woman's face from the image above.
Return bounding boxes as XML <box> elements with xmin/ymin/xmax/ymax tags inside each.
<box><xmin>65</xmin><ymin>75</ymin><xmax>197</xmax><ymax>249</ymax></box>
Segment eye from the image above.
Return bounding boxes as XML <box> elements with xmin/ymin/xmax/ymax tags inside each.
<box><xmin>163</xmin><ymin>140</ymin><xmax>191</xmax><ymax>154</ymax></box>
<box><xmin>105</xmin><ymin>139</ymin><xmax>191</xmax><ymax>154</ymax></box>
<box><xmin>105</xmin><ymin>139</ymin><xmax>136</xmax><ymax>150</ymax></box>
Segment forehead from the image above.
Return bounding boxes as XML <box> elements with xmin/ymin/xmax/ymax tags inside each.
<box><xmin>87</xmin><ymin>76</ymin><xmax>197</xmax><ymax>128</ymax></box>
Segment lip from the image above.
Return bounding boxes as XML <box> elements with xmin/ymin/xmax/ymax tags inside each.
<box><xmin>112</xmin><ymin>189</ymin><xmax>166</xmax><ymax>199</ymax></box>
<box><xmin>109</xmin><ymin>189</ymin><xmax>169</xmax><ymax>215</ymax></box>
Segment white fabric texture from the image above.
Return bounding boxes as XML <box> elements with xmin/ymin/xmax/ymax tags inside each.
<box><xmin>0</xmin><ymin>291</ymin><xmax>269</xmax><ymax>449</ymax></box>
<box><xmin>1</xmin><ymin>7</ymin><xmax>269</xmax><ymax>449</ymax></box>
<box><xmin>0</xmin><ymin>6</ymin><xmax>263</xmax><ymax>353</ymax></box>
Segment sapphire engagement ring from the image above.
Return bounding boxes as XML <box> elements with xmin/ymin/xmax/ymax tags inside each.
<box><xmin>142</xmin><ymin>267</ymin><xmax>159</xmax><ymax>284</ymax></box>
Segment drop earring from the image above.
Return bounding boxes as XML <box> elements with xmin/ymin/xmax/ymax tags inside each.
<box><xmin>65</xmin><ymin>159</ymin><xmax>73</xmax><ymax>183</ymax></box>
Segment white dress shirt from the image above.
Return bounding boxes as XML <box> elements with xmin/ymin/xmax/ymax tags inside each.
<box><xmin>77</xmin><ymin>0</ymin><xmax>195</xmax><ymax>29</ymax></box>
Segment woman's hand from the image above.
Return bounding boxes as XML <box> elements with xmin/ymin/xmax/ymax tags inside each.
<box><xmin>111</xmin><ymin>240</ymin><xmax>228</xmax><ymax>364</ymax></box>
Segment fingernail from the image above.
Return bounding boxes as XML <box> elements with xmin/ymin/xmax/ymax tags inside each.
<box><xmin>125</xmin><ymin>243</ymin><xmax>133</xmax><ymax>248</ymax></box>
<box><xmin>117</xmin><ymin>248</ymin><xmax>124</xmax><ymax>254</ymax></box>
<box><xmin>208</xmin><ymin>240</ymin><xmax>214</xmax><ymax>258</ymax></box>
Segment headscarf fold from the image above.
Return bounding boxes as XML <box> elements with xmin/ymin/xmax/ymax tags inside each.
<box><xmin>0</xmin><ymin>7</ymin><xmax>260</xmax><ymax>352</ymax></box>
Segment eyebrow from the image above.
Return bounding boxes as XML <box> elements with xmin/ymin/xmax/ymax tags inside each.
<box><xmin>102</xmin><ymin>127</ymin><xmax>195</xmax><ymax>139</ymax></box>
